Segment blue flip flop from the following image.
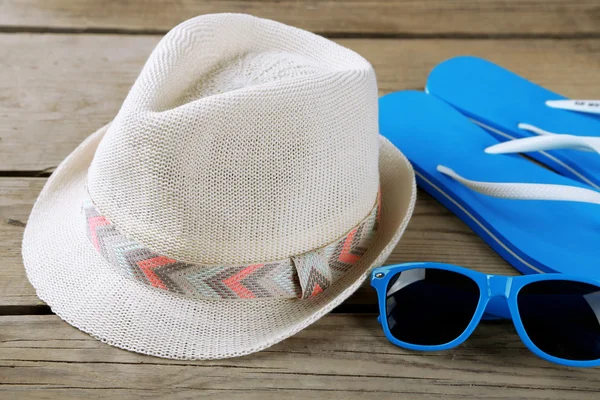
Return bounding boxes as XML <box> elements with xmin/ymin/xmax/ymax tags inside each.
<box><xmin>379</xmin><ymin>90</ymin><xmax>600</xmax><ymax>279</ymax></box>
<box><xmin>425</xmin><ymin>56</ymin><xmax>600</xmax><ymax>189</ymax></box>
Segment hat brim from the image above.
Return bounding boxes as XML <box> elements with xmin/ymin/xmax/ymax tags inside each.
<box><xmin>22</xmin><ymin>124</ymin><xmax>416</xmax><ymax>360</ymax></box>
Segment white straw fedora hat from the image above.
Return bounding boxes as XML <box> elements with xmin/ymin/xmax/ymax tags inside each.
<box><xmin>22</xmin><ymin>13</ymin><xmax>415</xmax><ymax>360</ymax></box>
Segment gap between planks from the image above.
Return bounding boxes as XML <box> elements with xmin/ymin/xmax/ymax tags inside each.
<box><xmin>1</xmin><ymin>315</ymin><xmax>600</xmax><ymax>400</ymax></box>
<box><xmin>0</xmin><ymin>0</ymin><xmax>599</xmax><ymax>36</ymax></box>
<box><xmin>2</xmin><ymin>26</ymin><xmax>600</xmax><ymax>40</ymax></box>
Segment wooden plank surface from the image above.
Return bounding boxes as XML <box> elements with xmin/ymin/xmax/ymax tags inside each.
<box><xmin>0</xmin><ymin>177</ymin><xmax>515</xmax><ymax>308</ymax></box>
<box><xmin>1</xmin><ymin>2</ymin><xmax>600</xmax><ymax>396</ymax></box>
<box><xmin>2</xmin><ymin>315</ymin><xmax>600</xmax><ymax>399</ymax></box>
<box><xmin>2</xmin><ymin>34</ymin><xmax>600</xmax><ymax>171</ymax></box>
<box><xmin>0</xmin><ymin>0</ymin><xmax>599</xmax><ymax>36</ymax></box>
<box><xmin>0</xmin><ymin>178</ymin><xmax>45</xmax><ymax>308</ymax></box>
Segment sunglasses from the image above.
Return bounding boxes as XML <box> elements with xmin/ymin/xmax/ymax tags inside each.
<box><xmin>371</xmin><ymin>262</ymin><xmax>600</xmax><ymax>367</ymax></box>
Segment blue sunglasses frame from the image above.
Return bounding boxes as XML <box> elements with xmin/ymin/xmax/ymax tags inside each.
<box><xmin>371</xmin><ymin>262</ymin><xmax>600</xmax><ymax>367</ymax></box>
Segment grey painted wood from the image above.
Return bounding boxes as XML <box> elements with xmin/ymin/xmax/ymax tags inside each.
<box><xmin>2</xmin><ymin>315</ymin><xmax>600</xmax><ymax>399</ymax></box>
<box><xmin>0</xmin><ymin>0</ymin><xmax>599</xmax><ymax>36</ymax></box>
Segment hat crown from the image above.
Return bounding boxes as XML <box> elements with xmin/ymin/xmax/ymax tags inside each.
<box><xmin>87</xmin><ymin>14</ymin><xmax>380</xmax><ymax>264</ymax></box>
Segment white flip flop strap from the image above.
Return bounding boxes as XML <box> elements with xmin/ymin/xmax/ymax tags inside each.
<box><xmin>546</xmin><ymin>99</ymin><xmax>600</xmax><ymax>115</ymax></box>
<box><xmin>437</xmin><ymin>165</ymin><xmax>600</xmax><ymax>205</ymax></box>
<box><xmin>485</xmin><ymin>123</ymin><xmax>600</xmax><ymax>155</ymax></box>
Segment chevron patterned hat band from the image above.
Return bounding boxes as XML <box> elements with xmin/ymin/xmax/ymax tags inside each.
<box><xmin>82</xmin><ymin>192</ymin><xmax>381</xmax><ymax>300</ymax></box>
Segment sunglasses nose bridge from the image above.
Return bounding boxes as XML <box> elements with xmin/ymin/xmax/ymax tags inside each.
<box><xmin>486</xmin><ymin>275</ymin><xmax>512</xmax><ymax>299</ymax></box>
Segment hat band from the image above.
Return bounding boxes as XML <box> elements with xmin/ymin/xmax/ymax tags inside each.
<box><xmin>81</xmin><ymin>193</ymin><xmax>380</xmax><ymax>300</ymax></box>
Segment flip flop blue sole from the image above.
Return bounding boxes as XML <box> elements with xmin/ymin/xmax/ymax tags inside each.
<box><xmin>426</xmin><ymin>56</ymin><xmax>600</xmax><ymax>189</ymax></box>
<box><xmin>379</xmin><ymin>90</ymin><xmax>600</xmax><ymax>280</ymax></box>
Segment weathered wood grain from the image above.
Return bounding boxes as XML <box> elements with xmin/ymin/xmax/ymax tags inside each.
<box><xmin>0</xmin><ymin>178</ymin><xmax>46</xmax><ymax>307</ymax></box>
<box><xmin>0</xmin><ymin>0</ymin><xmax>599</xmax><ymax>36</ymax></box>
<box><xmin>1</xmin><ymin>315</ymin><xmax>599</xmax><ymax>399</ymax></box>
<box><xmin>0</xmin><ymin>177</ymin><xmax>514</xmax><ymax>308</ymax></box>
<box><xmin>2</xmin><ymin>34</ymin><xmax>600</xmax><ymax>171</ymax></box>
<box><xmin>1</xmin><ymin>2</ymin><xmax>599</xmax><ymax>397</ymax></box>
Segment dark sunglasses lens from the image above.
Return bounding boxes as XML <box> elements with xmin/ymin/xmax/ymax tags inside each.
<box><xmin>518</xmin><ymin>280</ymin><xmax>600</xmax><ymax>361</ymax></box>
<box><xmin>385</xmin><ymin>268</ymin><xmax>480</xmax><ymax>346</ymax></box>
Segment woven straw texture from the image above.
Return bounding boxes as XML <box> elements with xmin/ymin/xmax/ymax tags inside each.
<box><xmin>88</xmin><ymin>13</ymin><xmax>381</xmax><ymax>265</ymax></box>
<box><xmin>22</xmin><ymin>13</ymin><xmax>416</xmax><ymax>360</ymax></box>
